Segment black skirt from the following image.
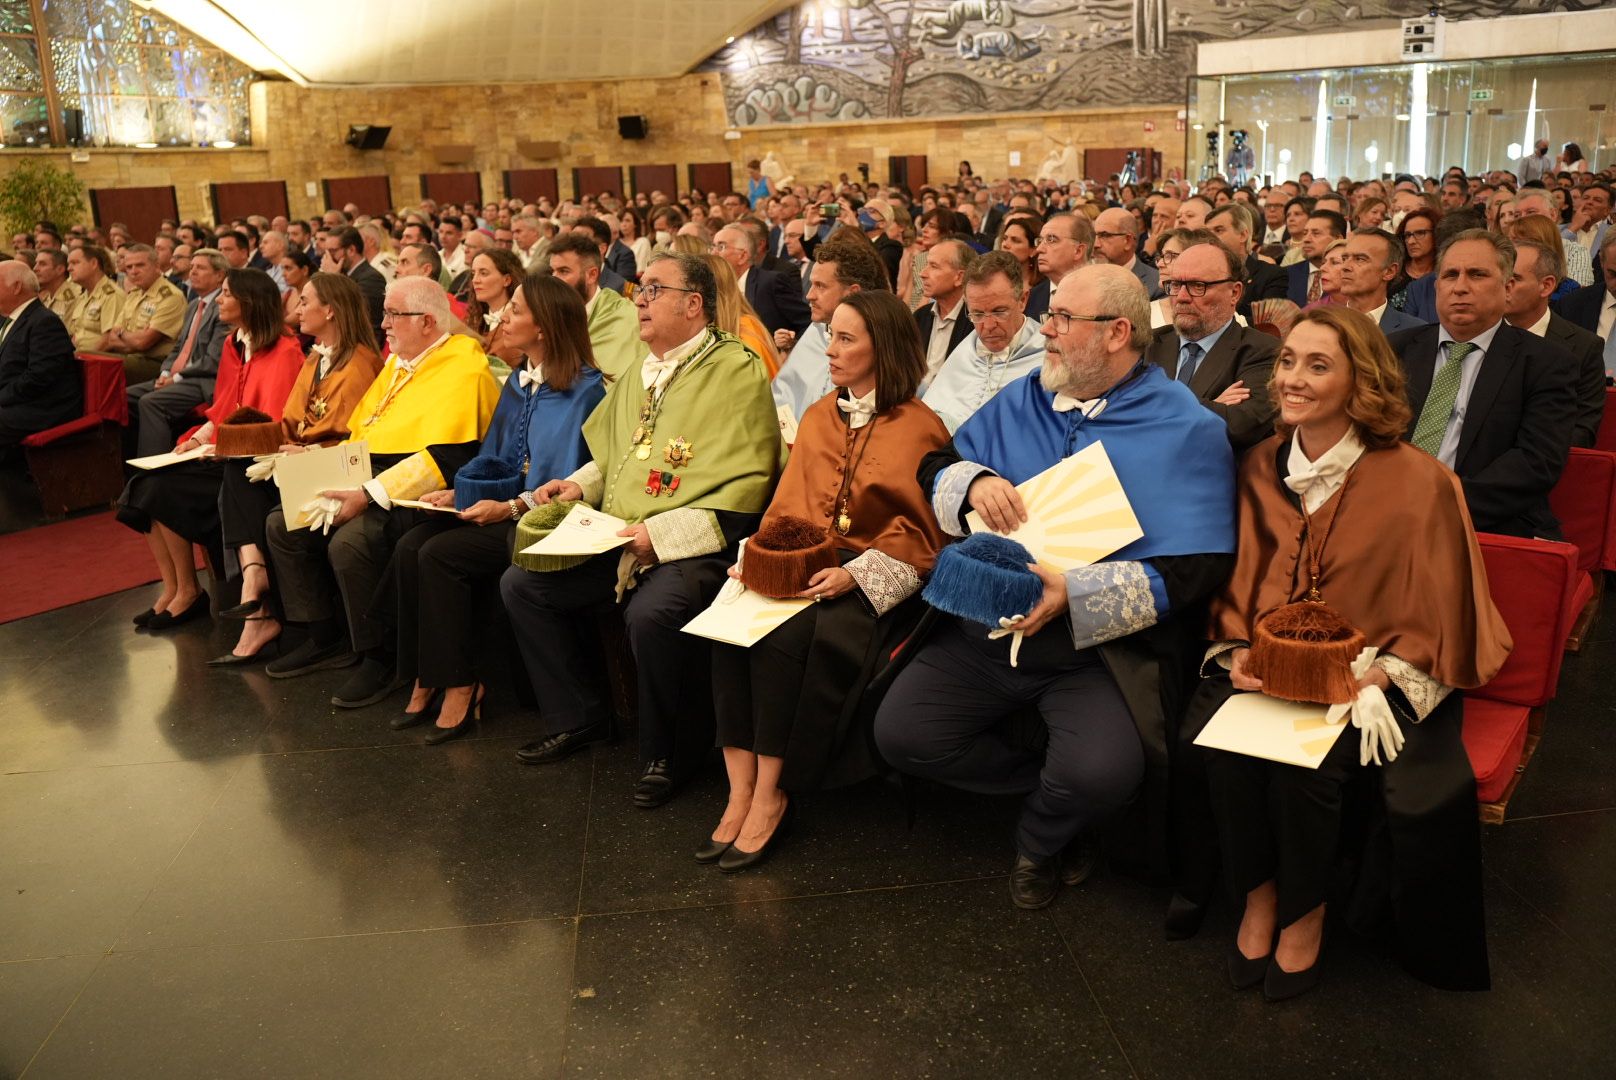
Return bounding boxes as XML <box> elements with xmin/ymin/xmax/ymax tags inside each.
<box><xmin>116</xmin><ymin>459</ymin><xmax>224</xmax><ymax>543</ymax></box>
<box><xmin>219</xmin><ymin>458</ymin><xmax>280</xmax><ymax>552</ymax></box>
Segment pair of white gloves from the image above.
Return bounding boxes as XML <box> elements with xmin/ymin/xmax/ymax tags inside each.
<box><xmin>1325</xmin><ymin>646</ymin><xmax>1406</xmax><ymax>766</ymax></box>
<box><xmin>246</xmin><ymin>453</ymin><xmax>344</xmax><ymax>536</ymax></box>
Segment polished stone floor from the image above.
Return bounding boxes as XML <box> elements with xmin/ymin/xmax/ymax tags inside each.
<box><xmin>2</xmin><ymin>572</ymin><xmax>1614</xmax><ymax>1078</ymax></box>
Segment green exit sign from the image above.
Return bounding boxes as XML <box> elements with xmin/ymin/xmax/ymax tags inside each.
<box><xmin>1470</xmin><ymin>89</ymin><xmax>1495</xmax><ymax>102</ymax></box>
<box><xmin>1332</xmin><ymin>94</ymin><xmax>1356</xmax><ymax>108</ymax></box>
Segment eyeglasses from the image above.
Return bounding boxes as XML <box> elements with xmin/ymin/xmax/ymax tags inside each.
<box><xmin>1093</xmin><ymin>231</ymin><xmax>1131</xmax><ymax>241</ymax></box>
<box><xmin>1032</xmin><ymin>235</ymin><xmax>1070</xmax><ymax>247</ymax></box>
<box><xmin>966</xmin><ymin>307</ymin><xmax>1017</xmax><ymax>323</ymax></box>
<box><xmin>638</xmin><ymin>283</ymin><xmax>700</xmax><ymax>303</ymax></box>
<box><xmin>381</xmin><ymin>309</ymin><xmax>425</xmax><ymax>321</ymax></box>
<box><xmin>1041</xmin><ymin>310</ymin><xmax>1121</xmax><ymax>333</ymax></box>
<box><xmin>1402</xmin><ymin>228</ymin><xmax>1434</xmax><ymax>239</ymax></box>
<box><xmin>1160</xmin><ymin>279</ymin><xmax>1235</xmax><ymax>297</ymax></box>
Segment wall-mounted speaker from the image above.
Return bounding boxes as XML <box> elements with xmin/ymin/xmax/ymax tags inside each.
<box><xmin>617</xmin><ymin>115</ymin><xmax>648</xmax><ymax>140</ymax></box>
<box><xmin>346</xmin><ymin>124</ymin><xmax>391</xmax><ymax>150</ymax></box>
<box><xmin>63</xmin><ymin>107</ymin><xmax>85</xmax><ymax>146</ymax></box>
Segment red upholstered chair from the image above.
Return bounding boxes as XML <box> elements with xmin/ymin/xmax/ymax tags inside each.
<box><xmin>1464</xmin><ymin>533</ymin><xmax>1579</xmax><ymax>823</ymax></box>
<box><xmin>1594</xmin><ymin>387</ymin><xmax>1616</xmax><ymax>453</ymax></box>
<box><xmin>1547</xmin><ymin>447</ymin><xmax>1616</xmax><ymax>650</ymax></box>
<box><xmin>20</xmin><ymin>353</ymin><xmax>130</xmax><ymax>520</ymax></box>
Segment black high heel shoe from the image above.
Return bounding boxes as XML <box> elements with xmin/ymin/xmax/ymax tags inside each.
<box><xmin>391</xmin><ymin>688</ymin><xmax>445</xmax><ymax>731</ymax></box>
<box><xmin>1228</xmin><ymin>941</ymin><xmax>1271</xmax><ymax>990</ymax></box>
<box><xmin>718</xmin><ymin>798</ymin><xmax>795</xmax><ymax>873</ymax></box>
<box><xmin>424</xmin><ymin>685</ymin><xmax>485</xmax><ymax>745</ymax></box>
<box><xmin>221</xmin><ymin>563</ymin><xmax>270</xmax><ymax>618</ymax></box>
<box><xmin>1264</xmin><ymin>937</ymin><xmax>1325</xmax><ymax>1002</ymax></box>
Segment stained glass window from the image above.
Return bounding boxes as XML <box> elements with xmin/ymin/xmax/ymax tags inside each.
<box><xmin>0</xmin><ymin>0</ymin><xmax>253</xmax><ymax>147</ymax></box>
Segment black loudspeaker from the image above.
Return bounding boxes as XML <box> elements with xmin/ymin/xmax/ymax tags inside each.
<box><xmin>63</xmin><ymin>107</ymin><xmax>84</xmax><ymax>146</ymax></box>
<box><xmin>617</xmin><ymin>115</ymin><xmax>648</xmax><ymax>140</ymax></box>
<box><xmin>346</xmin><ymin>124</ymin><xmax>391</xmax><ymax>150</ymax></box>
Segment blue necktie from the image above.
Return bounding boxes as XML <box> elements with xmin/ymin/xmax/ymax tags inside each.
<box><xmin>1177</xmin><ymin>342</ymin><xmax>1203</xmax><ymax>385</ymax></box>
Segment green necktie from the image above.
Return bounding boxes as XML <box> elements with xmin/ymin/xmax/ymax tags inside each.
<box><xmin>1410</xmin><ymin>341</ymin><xmax>1476</xmax><ymax>456</ymax></box>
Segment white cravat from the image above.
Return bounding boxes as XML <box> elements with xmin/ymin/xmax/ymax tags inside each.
<box><xmin>517</xmin><ymin>362</ymin><xmax>545</xmax><ymax>390</ymax></box>
<box><xmin>483</xmin><ymin>303</ymin><xmax>506</xmax><ymax>332</ymax></box>
<box><xmin>234</xmin><ymin>328</ymin><xmax>254</xmax><ymax>364</ymax></box>
<box><xmin>1285</xmin><ymin>427</ymin><xmax>1366</xmax><ymax>513</ymax></box>
<box><xmin>641</xmin><ymin>327</ymin><xmax>707</xmax><ymax>395</ymax></box>
<box><xmin>837</xmin><ymin>388</ymin><xmax>877</xmax><ymax>429</ymax></box>
<box><xmin>1051</xmin><ymin>394</ymin><xmax>1105</xmax><ymax>417</ymax></box>
<box><xmin>311</xmin><ymin>342</ymin><xmax>334</xmax><ymax>379</ymax></box>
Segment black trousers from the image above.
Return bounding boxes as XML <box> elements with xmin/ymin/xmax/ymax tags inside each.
<box><xmin>499</xmin><ymin>551</ymin><xmax>728</xmax><ymax>766</ymax></box>
<box><xmin>265</xmin><ymin>504</ymin><xmax>423</xmax><ymax>653</ymax></box>
<box><xmin>873</xmin><ymin>617</ymin><xmax>1145</xmax><ymax>860</ymax></box>
<box><xmin>712</xmin><ymin>601</ymin><xmax>819</xmax><ymax>758</ymax></box>
<box><xmin>127</xmin><ymin>378</ymin><xmax>210</xmax><ymax>456</ymax></box>
<box><xmin>384</xmin><ymin>517</ymin><xmax>515</xmax><ymax>689</ymax></box>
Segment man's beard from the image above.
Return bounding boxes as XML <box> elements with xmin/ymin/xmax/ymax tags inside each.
<box><xmin>571</xmin><ymin>277</ymin><xmax>589</xmax><ymax>304</ymax></box>
<box><xmin>1039</xmin><ymin>338</ymin><xmax>1109</xmax><ymax>398</ymax></box>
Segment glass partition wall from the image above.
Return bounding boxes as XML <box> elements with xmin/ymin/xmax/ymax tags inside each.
<box><xmin>1188</xmin><ymin>51</ymin><xmax>1615</xmax><ymax>183</ymax></box>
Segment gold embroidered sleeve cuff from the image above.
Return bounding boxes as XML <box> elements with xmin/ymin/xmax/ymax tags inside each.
<box><xmin>372</xmin><ymin>450</ymin><xmax>447</xmax><ymax>507</ymax></box>
<box><xmin>645</xmin><ymin>507</ymin><xmax>725</xmax><ymax>563</ymax></box>
<box><xmin>1376</xmin><ymin>653</ymin><xmax>1452</xmax><ymax>722</ymax></box>
<box><xmin>845</xmin><ymin>549</ymin><xmax>922</xmax><ymax>616</ymax></box>
<box><xmin>566</xmin><ymin>460</ymin><xmax>604</xmax><ymax>505</ymax></box>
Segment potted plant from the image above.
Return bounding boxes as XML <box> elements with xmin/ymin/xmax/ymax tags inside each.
<box><xmin>0</xmin><ymin>159</ymin><xmax>87</xmax><ymax>237</ymax></box>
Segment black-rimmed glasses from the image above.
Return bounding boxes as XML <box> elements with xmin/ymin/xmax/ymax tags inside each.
<box><xmin>1041</xmin><ymin>311</ymin><xmax>1121</xmax><ymax>333</ymax></box>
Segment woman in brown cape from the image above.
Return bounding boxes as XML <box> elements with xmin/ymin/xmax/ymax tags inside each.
<box><xmin>1192</xmin><ymin>306</ymin><xmax>1510</xmax><ymax>999</ymax></box>
<box><xmin>702</xmin><ymin>291</ymin><xmax>950</xmax><ymax>872</ymax></box>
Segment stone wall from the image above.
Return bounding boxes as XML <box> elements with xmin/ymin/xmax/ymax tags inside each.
<box><xmin>8</xmin><ymin>74</ymin><xmax>1185</xmax><ymax>229</ymax></box>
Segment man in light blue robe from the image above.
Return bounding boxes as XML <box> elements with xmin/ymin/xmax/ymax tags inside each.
<box><xmin>922</xmin><ymin>250</ymin><xmax>1047</xmax><ymax>433</ymax></box>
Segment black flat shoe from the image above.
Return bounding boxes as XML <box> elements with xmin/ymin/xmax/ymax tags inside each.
<box><xmin>331</xmin><ymin>658</ymin><xmax>404</xmax><ymax>709</ymax></box>
<box><xmin>132</xmin><ymin>607</ymin><xmax>158</xmax><ymax>627</ymax></box>
<box><xmin>424</xmin><ymin>685</ymin><xmax>485</xmax><ymax>746</ymax></box>
<box><xmin>718</xmin><ymin>799</ymin><xmax>794</xmax><ymax>873</ymax></box>
<box><xmin>1060</xmin><ymin>834</ymin><xmax>1098</xmax><ymax>887</ymax></box>
<box><xmin>1009</xmin><ymin>852</ymin><xmax>1060</xmax><ymax>910</ymax></box>
<box><xmin>265</xmin><ymin>638</ymin><xmax>356</xmax><ymax>679</ymax></box>
<box><xmin>391</xmin><ymin>689</ymin><xmax>444</xmax><ymax>731</ymax></box>
<box><xmin>694</xmin><ymin>836</ymin><xmax>734</xmax><ymax>864</ymax></box>
<box><xmin>146</xmin><ymin>591</ymin><xmax>210</xmax><ymax>630</ymax></box>
<box><xmin>1228</xmin><ymin>942</ymin><xmax>1271</xmax><ymax>990</ymax></box>
<box><xmin>633</xmin><ymin>759</ymin><xmax>678</xmax><ymax>808</ymax></box>
<box><xmin>1264</xmin><ymin>954</ymin><xmax>1324</xmax><ymax>1002</ymax></box>
<box><xmin>515</xmin><ymin>721</ymin><xmax>609</xmax><ymax>765</ymax></box>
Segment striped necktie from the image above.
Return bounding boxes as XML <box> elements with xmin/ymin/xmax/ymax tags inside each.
<box><xmin>1176</xmin><ymin>341</ymin><xmax>1203</xmax><ymax>385</ymax></box>
<box><xmin>1410</xmin><ymin>341</ymin><xmax>1476</xmax><ymax>456</ymax></box>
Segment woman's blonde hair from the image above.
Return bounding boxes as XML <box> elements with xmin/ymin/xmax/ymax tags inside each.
<box><xmin>1269</xmin><ymin>306</ymin><xmax>1412</xmax><ymax>449</ymax></box>
<box><xmin>699</xmin><ymin>254</ymin><xmax>780</xmax><ymax>369</ymax></box>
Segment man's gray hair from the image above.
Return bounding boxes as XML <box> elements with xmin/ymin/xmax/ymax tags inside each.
<box><xmin>190</xmin><ymin>248</ymin><xmax>230</xmax><ymax>274</ymax></box>
<box><xmin>1436</xmin><ymin>228</ymin><xmax>1515</xmax><ymax>279</ymax></box>
<box><xmin>386</xmin><ymin>275</ymin><xmax>450</xmax><ymax>325</ymax></box>
<box><xmin>1514</xmin><ymin>238</ymin><xmax>1564</xmax><ymax>285</ymax></box>
<box><xmin>0</xmin><ymin>260</ymin><xmax>40</xmax><ymax>294</ymax></box>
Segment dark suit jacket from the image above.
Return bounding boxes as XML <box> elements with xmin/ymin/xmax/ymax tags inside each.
<box><xmin>347</xmin><ymin>260</ymin><xmax>387</xmax><ymax>342</ymax></box>
<box><xmin>1132</xmin><ymin>259</ymin><xmax>1162</xmax><ymax>300</ymax></box>
<box><xmin>1553</xmin><ymin>282</ymin><xmax>1608</xmax><ymax>336</ymax></box>
<box><xmin>1541</xmin><ymin>312</ymin><xmax>1608</xmax><ymax>448</ymax></box>
<box><xmin>874</xmin><ymin>236</ymin><xmax>904</xmax><ymax>290</ymax></box>
<box><xmin>1284</xmin><ymin>260</ymin><xmax>1317</xmax><ymax>306</ymax></box>
<box><xmin>1024</xmin><ymin>278</ymin><xmax>1051</xmax><ymax>321</ymax></box>
<box><xmin>760</xmin><ymin>251</ymin><xmax>798</xmax><ymax>276</ymax></box>
<box><xmin>160</xmin><ymin>295</ymin><xmax>231</xmax><ymax>388</ymax></box>
<box><xmin>605</xmin><ymin>241</ymin><xmax>637</xmax><ymax>283</ymax></box>
<box><xmin>599</xmin><ymin>266</ymin><xmax>629</xmax><ymax>297</ymax></box>
<box><xmin>744</xmin><ymin>266</ymin><xmax>811</xmax><ymax>338</ymax></box>
<box><xmin>1145</xmin><ymin>320</ymin><xmax>1279</xmax><ymax>450</ymax></box>
<box><xmin>1390</xmin><ymin>322</ymin><xmax>1578</xmax><ymax>539</ymax></box>
<box><xmin>914</xmin><ymin>299</ymin><xmax>973</xmax><ymax>359</ymax></box>
<box><xmin>0</xmin><ymin>300</ymin><xmax>80</xmax><ymax>436</ymax></box>
<box><xmin>1379</xmin><ymin>304</ymin><xmax>1426</xmax><ymax>335</ymax></box>
<box><xmin>1238</xmin><ymin>255</ymin><xmax>1288</xmax><ymax>320</ymax></box>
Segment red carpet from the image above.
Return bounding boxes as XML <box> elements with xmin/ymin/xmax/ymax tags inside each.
<box><xmin>0</xmin><ymin>512</ymin><xmax>202</xmax><ymax>624</ymax></box>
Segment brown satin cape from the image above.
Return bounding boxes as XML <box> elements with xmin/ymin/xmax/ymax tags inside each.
<box><xmin>746</xmin><ymin>392</ymin><xmax>950</xmax><ymax>792</ymax></box>
<box><xmin>280</xmin><ymin>346</ymin><xmax>384</xmax><ymax>446</ymax></box>
<box><xmin>1198</xmin><ymin>434</ymin><xmax>1513</xmax><ymax>991</ymax></box>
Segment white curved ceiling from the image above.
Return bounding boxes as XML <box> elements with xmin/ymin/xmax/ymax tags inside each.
<box><xmin>142</xmin><ymin>0</ymin><xmax>794</xmax><ymax>85</ymax></box>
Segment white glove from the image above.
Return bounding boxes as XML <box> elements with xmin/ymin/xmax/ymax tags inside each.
<box><xmin>986</xmin><ymin>614</ymin><xmax>1027</xmax><ymax>668</ymax></box>
<box><xmin>246</xmin><ymin>454</ymin><xmax>280</xmax><ymax>482</ymax></box>
<box><xmin>1351</xmin><ymin>682</ymin><xmax>1404</xmax><ymax>767</ymax></box>
<box><xmin>299</xmin><ymin>495</ymin><xmax>342</xmax><ymax>535</ymax></box>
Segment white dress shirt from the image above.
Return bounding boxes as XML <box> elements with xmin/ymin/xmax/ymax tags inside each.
<box><xmin>1432</xmin><ymin>320</ymin><xmax>1502</xmax><ymax>469</ymax></box>
<box><xmin>924</xmin><ymin>296</ymin><xmax>964</xmax><ymax>379</ymax></box>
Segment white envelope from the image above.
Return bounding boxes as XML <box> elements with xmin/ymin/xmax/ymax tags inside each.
<box><xmin>391</xmin><ymin>498</ymin><xmax>460</xmax><ymax>514</ymax></box>
<box><xmin>964</xmin><ymin>441</ymin><xmax>1144</xmax><ymax>572</ymax></box>
<box><xmin>127</xmin><ymin>444</ymin><xmax>213</xmax><ymax>470</ymax></box>
<box><xmin>276</xmin><ymin>442</ymin><xmax>373</xmax><ymax>529</ymax></box>
<box><xmin>517</xmin><ymin>502</ymin><xmax>632</xmax><ymax>557</ymax></box>
<box><xmin>1193</xmin><ymin>692</ymin><xmax>1348</xmax><ymax>770</ymax></box>
<box><xmin>682</xmin><ymin>578</ymin><xmax>812</xmax><ymax>647</ymax></box>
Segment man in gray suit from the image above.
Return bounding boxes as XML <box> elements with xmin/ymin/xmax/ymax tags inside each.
<box><xmin>1338</xmin><ymin>230</ymin><xmax>1426</xmax><ymax>335</ymax></box>
<box><xmin>125</xmin><ymin>248</ymin><xmax>231</xmax><ymax>456</ymax></box>
<box><xmin>1093</xmin><ymin>207</ymin><xmax>1160</xmax><ymax>298</ymax></box>
<box><xmin>1143</xmin><ymin>242</ymin><xmax>1279</xmax><ymax>450</ymax></box>
<box><xmin>1507</xmin><ymin>237</ymin><xmax>1608</xmax><ymax>448</ymax></box>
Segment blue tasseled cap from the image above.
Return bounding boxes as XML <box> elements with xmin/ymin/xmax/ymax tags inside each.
<box><xmin>922</xmin><ymin>533</ymin><xmax>1045</xmax><ymax>625</ymax></box>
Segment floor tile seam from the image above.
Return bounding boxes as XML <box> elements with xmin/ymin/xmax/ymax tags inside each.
<box><xmin>1</xmin><ymin>754</ymin><xmax>255</xmax><ymax>777</ymax></box>
<box><xmin>0</xmin><ymin>950</ymin><xmax>110</xmax><ymax>967</ymax></box>
<box><xmin>1483</xmin><ymin>865</ymin><xmax>1616</xmax><ymax>979</ymax></box>
<box><xmin>251</xmin><ymin>732</ymin><xmax>530</xmax><ymax>759</ymax></box>
<box><xmin>16</xmin><ymin>946</ymin><xmax>114</xmax><ymax>1079</ymax></box>
<box><xmin>103</xmin><ymin>913</ymin><xmax>579</xmax><ymax>957</ymax></box>
<box><xmin>558</xmin><ymin>751</ymin><xmax>598</xmax><ymax>1077</ymax></box>
<box><xmin>1497</xmin><ymin>806</ymin><xmax>1616</xmax><ymax>823</ymax></box>
<box><xmin>1045</xmin><ymin>908</ymin><xmax>1141</xmax><ymax>1079</ymax></box>
<box><xmin>573</xmin><ymin>873</ymin><xmax>1009</xmax><ymax>923</ymax></box>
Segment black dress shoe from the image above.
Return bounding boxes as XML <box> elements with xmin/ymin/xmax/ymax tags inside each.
<box><xmin>331</xmin><ymin>658</ymin><xmax>403</xmax><ymax>708</ymax></box>
<box><xmin>1165</xmin><ymin>892</ymin><xmax>1209</xmax><ymax>941</ymax></box>
<box><xmin>391</xmin><ymin>689</ymin><xmax>444</xmax><ymax>731</ymax></box>
<box><xmin>1263</xmin><ymin>954</ymin><xmax>1324</xmax><ymax>1002</ymax></box>
<box><xmin>1060</xmin><ymin>834</ymin><xmax>1098</xmax><ymax>887</ymax></box>
<box><xmin>633</xmin><ymin>759</ymin><xmax>678</xmax><ymax>808</ymax></box>
<box><xmin>266</xmin><ymin>638</ymin><xmax>357</xmax><ymax>679</ymax></box>
<box><xmin>1228</xmin><ymin>942</ymin><xmax>1271</xmax><ymax>990</ymax></box>
<box><xmin>132</xmin><ymin>608</ymin><xmax>158</xmax><ymax>627</ymax></box>
<box><xmin>145</xmin><ymin>591</ymin><xmax>210</xmax><ymax>630</ymax></box>
<box><xmin>718</xmin><ymin>799</ymin><xmax>794</xmax><ymax>872</ymax></box>
<box><xmin>515</xmin><ymin>721</ymin><xmax>609</xmax><ymax>765</ymax></box>
<box><xmin>694</xmin><ymin>837</ymin><xmax>733</xmax><ymax>864</ymax></box>
<box><xmin>1010</xmin><ymin>853</ymin><xmax>1060</xmax><ymax>910</ymax></box>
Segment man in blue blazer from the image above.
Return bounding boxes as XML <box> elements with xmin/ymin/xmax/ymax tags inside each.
<box><xmin>1285</xmin><ymin>209</ymin><xmax>1347</xmax><ymax>305</ymax></box>
<box><xmin>0</xmin><ymin>263</ymin><xmax>80</xmax><ymax>449</ymax></box>
<box><xmin>1337</xmin><ymin>230</ymin><xmax>1426</xmax><ymax>334</ymax></box>
<box><xmin>715</xmin><ymin>222</ymin><xmax>810</xmax><ymax>338</ymax></box>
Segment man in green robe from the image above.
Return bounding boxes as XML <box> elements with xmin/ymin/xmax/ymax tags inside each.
<box><xmin>501</xmin><ymin>253</ymin><xmax>782</xmax><ymax>807</ymax></box>
<box><xmin>546</xmin><ymin>232</ymin><xmax>647</xmax><ymax>378</ymax></box>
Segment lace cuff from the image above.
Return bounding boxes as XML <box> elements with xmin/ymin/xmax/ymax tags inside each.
<box><xmin>1376</xmin><ymin>653</ymin><xmax>1452</xmax><ymax>722</ymax></box>
<box><xmin>645</xmin><ymin>507</ymin><xmax>724</xmax><ymax>563</ymax></box>
<box><xmin>1202</xmin><ymin>639</ymin><xmax>1247</xmax><ymax>677</ymax></box>
<box><xmin>1065</xmin><ymin>560</ymin><xmax>1164</xmax><ymax>651</ymax></box>
<box><xmin>845</xmin><ymin>549</ymin><xmax>922</xmax><ymax>616</ymax></box>
<box><xmin>566</xmin><ymin>460</ymin><xmax>604</xmax><ymax>505</ymax></box>
<box><xmin>933</xmin><ymin>460</ymin><xmax>993</xmax><ymax>536</ymax></box>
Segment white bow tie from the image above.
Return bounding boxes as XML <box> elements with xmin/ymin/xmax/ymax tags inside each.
<box><xmin>311</xmin><ymin>343</ymin><xmax>334</xmax><ymax>377</ymax></box>
<box><xmin>518</xmin><ymin>364</ymin><xmax>544</xmax><ymax>390</ymax></box>
<box><xmin>1051</xmin><ymin>394</ymin><xmax>1105</xmax><ymax>417</ymax></box>
<box><xmin>838</xmin><ymin>395</ymin><xmax>876</xmax><ymax>429</ymax></box>
<box><xmin>484</xmin><ymin>308</ymin><xmax>504</xmax><ymax>332</ymax></box>
<box><xmin>641</xmin><ymin>354</ymin><xmax>679</xmax><ymax>392</ymax></box>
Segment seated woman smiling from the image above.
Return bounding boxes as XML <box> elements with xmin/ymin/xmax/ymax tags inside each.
<box><xmin>1190</xmin><ymin>306</ymin><xmax>1510</xmax><ymax>1000</ymax></box>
